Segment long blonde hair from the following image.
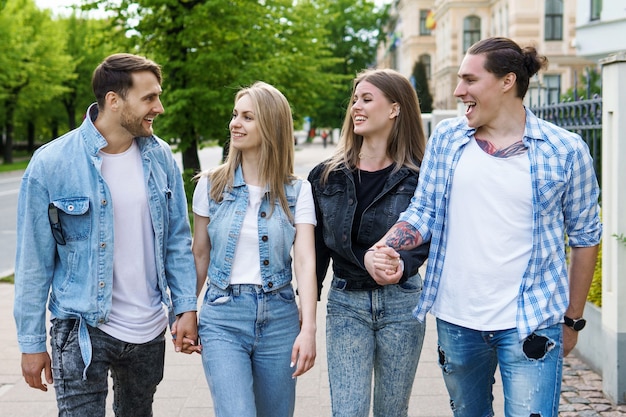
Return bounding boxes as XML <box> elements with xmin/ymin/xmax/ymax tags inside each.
<box><xmin>203</xmin><ymin>81</ymin><xmax>296</xmax><ymax>219</ymax></box>
<box><xmin>321</xmin><ymin>68</ymin><xmax>426</xmax><ymax>183</ymax></box>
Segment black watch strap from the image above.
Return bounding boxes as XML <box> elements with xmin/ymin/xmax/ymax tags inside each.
<box><xmin>564</xmin><ymin>315</ymin><xmax>586</xmax><ymax>331</ymax></box>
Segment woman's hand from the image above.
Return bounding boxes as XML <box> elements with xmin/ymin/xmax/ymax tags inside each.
<box><xmin>365</xmin><ymin>245</ymin><xmax>403</xmax><ymax>285</ymax></box>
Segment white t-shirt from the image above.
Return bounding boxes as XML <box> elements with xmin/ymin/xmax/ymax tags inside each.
<box><xmin>431</xmin><ymin>138</ymin><xmax>533</xmax><ymax>330</ymax></box>
<box><xmin>192</xmin><ymin>175</ymin><xmax>316</xmax><ymax>285</ymax></box>
<box><xmin>97</xmin><ymin>141</ymin><xmax>168</xmax><ymax>343</ymax></box>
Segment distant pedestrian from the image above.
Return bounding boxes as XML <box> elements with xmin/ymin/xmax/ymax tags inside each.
<box><xmin>321</xmin><ymin>129</ymin><xmax>330</xmax><ymax>148</ymax></box>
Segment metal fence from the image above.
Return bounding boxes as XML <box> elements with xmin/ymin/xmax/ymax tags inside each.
<box><xmin>530</xmin><ymin>95</ymin><xmax>603</xmax><ymax>188</ymax></box>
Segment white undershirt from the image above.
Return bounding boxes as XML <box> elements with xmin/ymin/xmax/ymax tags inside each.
<box><xmin>97</xmin><ymin>141</ymin><xmax>168</xmax><ymax>343</ymax></box>
<box><xmin>192</xmin><ymin>176</ymin><xmax>316</xmax><ymax>284</ymax></box>
<box><xmin>431</xmin><ymin>137</ymin><xmax>533</xmax><ymax>330</ymax></box>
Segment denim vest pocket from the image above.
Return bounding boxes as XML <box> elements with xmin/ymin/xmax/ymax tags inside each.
<box><xmin>52</xmin><ymin>197</ymin><xmax>91</xmax><ymax>242</ymax></box>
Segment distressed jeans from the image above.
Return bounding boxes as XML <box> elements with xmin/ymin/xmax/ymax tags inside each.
<box><xmin>326</xmin><ymin>273</ymin><xmax>425</xmax><ymax>417</ymax></box>
<box><xmin>50</xmin><ymin>318</ymin><xmax>166</xmax><ymax>417</ymax></box>
<box><xmin>198</xmin><ymin>283</ymin><xmax>300</xmax><ymax>417</ymax></box>
<box><xmin>436</xmin><ymin>319</ymin><xmax>562</xmax><ymax>417</ymax></box>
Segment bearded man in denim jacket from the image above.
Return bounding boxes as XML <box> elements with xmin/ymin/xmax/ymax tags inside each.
<box><xmin>14</xmin><ymin>53</ymin><xmax>198</xmax><ymax>416</ymax></box>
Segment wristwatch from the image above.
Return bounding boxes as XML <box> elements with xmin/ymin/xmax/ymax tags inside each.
<box><xmin>564</xmin><ymin>315</ymin><xmax>587</xmax><ymax>331</ymax></box>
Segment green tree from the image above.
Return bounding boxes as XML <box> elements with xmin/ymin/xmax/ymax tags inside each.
<box><xmin>56</xmin><ymin>15</ymin><xmax>130</xmax><ymax>133</ymax></box>
<box><xmin>314</xmin><ymin>0</ymin><xmax>389</xmax><ymax>129</ymax></box>
<box><xmin>97</xmin><ymin>0</ymin><xmax>343</xmax><ymax>177</ymax></box>
<box><xmin>0</xmin><ymin>0</ymin><xmax>73</xmax><ymax>163</ymax></box>
<box><xmin>412</xmin><ymin>60</ymin><xmax>433</xmax><ymax>113</ymax></box>
<box><xmin>562</xmin><ymin>67</ymin><xmax>602</xmax><ymax>101</ymax></box>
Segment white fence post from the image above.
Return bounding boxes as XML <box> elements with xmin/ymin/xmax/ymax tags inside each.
<box><xmin>600</xmin><ymin>51</ymin><xmax>626</xmax><ymax>404</ymax></box>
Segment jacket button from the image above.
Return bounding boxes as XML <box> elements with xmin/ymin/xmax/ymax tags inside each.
<box><xmin>262</xmin><ymin>236</ymin><xmax>268</xmax><ymax>242</ymax></box>
<box><xmin>99</xmin><ymin>281</ymin><xmax>105</xmax><ymax>288</ymax></box>
<box><xmin>348</xmin><ymin>198</ymin><xmax>354</xmax><ymax>205</ymax></box>
<box><xmin>268</xmin><ymin>282</ymin><xmax>273</xmax><ymax>288</ymax></box>
<box><xmin>263</xmin><ymin>260</ymin><xmax>269</xmax><ymax>266</ymax></box>
<box><xmin>100</xmin><ymin>242</ymin><xmax>106</xmax><ymax>248</ymax></box>
<box><xmin>101</xmin><ymin>199</ymin><xmax>107</xmax><ymax>206</ymax></box>
<box><xmin>260</xmin><ymin>212</ymin><xmax>267</xmax><ymax>218</ymax></box>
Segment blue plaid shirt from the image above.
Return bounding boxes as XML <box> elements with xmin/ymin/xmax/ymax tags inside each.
<box><xmin>400</xmin><ymin>107</ymin><xmax>602</xmax><ymax>340</ymax></box>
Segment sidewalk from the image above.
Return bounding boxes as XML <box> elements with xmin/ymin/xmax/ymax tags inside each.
<box><xmin>2</xmin><ymin>140</ymin><xmax>624</xmax><ymax>416</ymax></box>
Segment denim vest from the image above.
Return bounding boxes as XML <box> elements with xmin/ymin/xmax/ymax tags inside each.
<box><xmin>205</xmin><ymin>166</ymin><xmax>301</xmax><ymax>292</ymax></box>
<box><xmin>14</xmin><ymin>103</ymin><xmax>197</xmax><ymax>378</ymax></box>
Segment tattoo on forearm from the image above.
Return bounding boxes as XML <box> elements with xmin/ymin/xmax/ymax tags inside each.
<box><xmin>385</xmin><ymin>222</ymin><xmax>421</xmax><ymax>250</ymax></box>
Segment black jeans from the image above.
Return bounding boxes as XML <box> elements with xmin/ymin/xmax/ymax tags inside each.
<box><xmin>50</xmin><ymin>319</ymin><xmax>166</xmax><ymax>417</ymax></box>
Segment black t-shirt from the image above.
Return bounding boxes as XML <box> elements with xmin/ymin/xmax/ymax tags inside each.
<box><xmin>351</xmin><ymin>164</ymin><xmax>395</xmax><ymax>243</ymax></box>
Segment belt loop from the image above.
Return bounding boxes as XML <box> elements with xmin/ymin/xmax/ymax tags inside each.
<box><xmin>231</xmin><ymin>284</ymin><xmax>241</xmax><ymax>296</ymax></box>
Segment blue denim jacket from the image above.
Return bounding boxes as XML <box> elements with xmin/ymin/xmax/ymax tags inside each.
<box><xmin>14</xmin><ymin>103</ymin><xmax>197</xmax><ymax>376</ymax></box>
<box><xmin>205</xmin><ymin>165</ymin><xmax>301</xmax><ymax>292</ymax></box>
<box><xmin>308</xmin><ymin>162</ymin><xmax>430</xmax><ymax>297</ymax></box>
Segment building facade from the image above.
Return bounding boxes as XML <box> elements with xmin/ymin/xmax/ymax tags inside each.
<box><xmin>575</xmin><ymin>0</ymin><xmax>626</xmax><ymax>62</ymax></box>
<box><xmin>377</xmin><ymin>0</ymin><xmax>596</xmax><ymax>110</ymax></box>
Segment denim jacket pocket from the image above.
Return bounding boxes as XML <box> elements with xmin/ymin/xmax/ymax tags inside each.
<box><xmin>51</xmin><ymin>197</ymin><xmax>91</xmax><ymax>242</ymax></box>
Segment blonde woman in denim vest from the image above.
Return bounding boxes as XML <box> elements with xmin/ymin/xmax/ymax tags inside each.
<box><xmin>191</xmin><ymin>82</ymin><xmax>317</xmax><ymax>417</ymax></box>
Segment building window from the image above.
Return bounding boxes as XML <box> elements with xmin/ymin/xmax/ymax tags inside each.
<box><xmin>545</xmin><ymin>0</ymin><xmax>563</xmax><ymax>41</ymax></box>
<box><xmin>420</xmin><ymin>10</ymin><xmax>432</xmax><ymax>35</ymax></box>
<box><xmin>543</xmin><ymin>74</ymin><xmax>561</xmax><ymax>104</ymax></box>
<box><xmin>463</xmin><ymin>16</ymin><xmax>481</xmax><ymax>52</ymax></box>
<box><xmin>420</xmin><ymin>54</ymin><xmax>431</xmax><ymax>79</ymax></box>
<box><xmin>590</xmin><ymin>0</ymin><xmax>602</xmax><ymax>21</ymax></box>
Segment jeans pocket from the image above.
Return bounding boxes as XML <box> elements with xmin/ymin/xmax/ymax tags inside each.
<box><xmin>50</xmin><ymin>318</ymin><xmax>79</xmax><ymax>351</ymax></box>
<box><xmin>398</xmin><ymin>274</ymin><xmax>423</xmax><ymax>293</ymax></box>
<box><xmin>205</xmin><ymin>286</ymin><xmax>232</xmax><ymax>305</ymax></box>
<box><xmin>276</xmin><ymin>285</ymin><xmax>296</xmax><ymax>303</ymax></box>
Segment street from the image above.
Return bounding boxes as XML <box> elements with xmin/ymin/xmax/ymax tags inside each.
<box><xmin>0</xmin><ymin>171</ymin><xmax>21</xmax><ymax>276</ymax></box>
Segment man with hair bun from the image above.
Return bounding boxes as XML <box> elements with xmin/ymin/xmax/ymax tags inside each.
<box><xmin>366</xmin><ymin>37</ymin><xmax>602</xmax><ymax>416</ymax></box>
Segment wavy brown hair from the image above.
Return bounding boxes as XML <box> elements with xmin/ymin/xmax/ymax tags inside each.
<box><xmin>321</xmin><ymin>68</ymin><xmax>426</xmax><ymax>183</ymax></box>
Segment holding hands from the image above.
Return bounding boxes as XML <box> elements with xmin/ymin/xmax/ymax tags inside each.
<box><xmin>364</xmin><ymin>245</ymin><xmax>404</xmax><ymax>286</ymax></box>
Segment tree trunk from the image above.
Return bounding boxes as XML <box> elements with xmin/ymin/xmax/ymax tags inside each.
<box><xmin>182</xmin><ymin>138</ymin><xmax>200</xmax><ymax>174</ymax></box>
<box><xmin>27</xmin><ymin>121</ymin><xmax>35</xmax><ymax>153</ymax></box>
<box><xmin>3</xmin><ymin>97</ymin><xmax>17</xmax><ymax>164</ymax></box>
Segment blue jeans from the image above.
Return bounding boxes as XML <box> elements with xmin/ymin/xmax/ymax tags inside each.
<box><xmin>326</xmin><ymin>274</ymin><xmax>425</xmax><ymax>417</ymax></box>
<box><xmin>436</xmin><ymin>319</ymin><xmax>563</xmax><ymax>417</ymax></box>
<box><xmin>50</xmin><ymin>318</ymin><xmax>165</xmax><ymax>417</ymax></box>
<box><xmin>198</xmin><ymin>283</ymin><xmax>300</xmax><ymax>417</ymax></box>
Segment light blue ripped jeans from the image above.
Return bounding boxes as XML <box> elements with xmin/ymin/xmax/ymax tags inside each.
<box><xmin>436</xmin><ymin>319</ymin><xmax>563</xmax><ymax>417</ymax></box>
<box><xmin>326</xmin><ymin>273</ymin><xmax>425</xmax><ymax>417</ymax></box>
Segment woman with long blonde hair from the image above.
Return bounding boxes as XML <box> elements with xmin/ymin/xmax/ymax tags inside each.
<box><xmin>192</xmin><ymin>81</ymin><xmax>317</xmax><ymax>417</ymax></box>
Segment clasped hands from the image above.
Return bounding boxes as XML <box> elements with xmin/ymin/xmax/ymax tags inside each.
<box><xmin>364</xmin><ymin>244</ymin><xmax>403</xmax><ymax>286</ymax></box>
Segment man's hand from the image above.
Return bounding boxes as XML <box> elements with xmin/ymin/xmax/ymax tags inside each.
<box><xmin>364</xmin><ymin>245</ymin><xmax>403</xmax><ymax>285</ymax></box>
<box><xmin>171</xmin><ymin>311</ymin><xmax>201</xmax><ymax>354</ymax></box>
<box><xmin>22</xmin><ymin>352</ymin><xmax>53</xmax><ymax>391</ymax></box>
<box><xmin>562</xmin><ymin>325</ymin><xmax>579</xmax><ymax>357</ymax></box>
